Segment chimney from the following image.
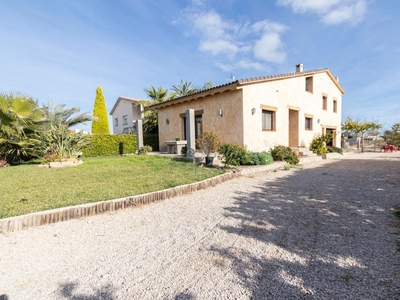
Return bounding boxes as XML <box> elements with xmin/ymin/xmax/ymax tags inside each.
<box><xmin>335</xmin><ymin>76</ymin><xmax>339</xmax><ymax>82</ymax></box>
<box><xmin>296</xmin><ymin>63</ymin><xmax>303</xmax><ymax>72</ymax></box>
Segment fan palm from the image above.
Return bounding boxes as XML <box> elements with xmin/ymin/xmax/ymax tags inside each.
<box><xmin>0</xmin><ymin>92</ymin><xmax>44</xmax><ymax>162</ymax></box>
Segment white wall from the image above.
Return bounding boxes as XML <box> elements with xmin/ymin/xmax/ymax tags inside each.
<box><xmin>242</xmin><ymin>72</ymin><xmax>343</xmax><ymax>151</ymax></box>
<box><xmin>111</xmin><ymin>100</ymin><xmax>142</xmax><ymax>134</ymax></box>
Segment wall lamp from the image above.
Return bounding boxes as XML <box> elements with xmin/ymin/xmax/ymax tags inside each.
<box><xmin>166</xmin><ymin>119</ymin><xmax>170</xmax><ymax>124</ymax></box>
<box><xmin>218</xmin><ymin>109</ymin><xmax>223</xmax><ymax>117</ymax></box>
<box><xmin>251</xmin><ymin>107</ymin><xmax>256</xmax><ymax>115</ymax></box>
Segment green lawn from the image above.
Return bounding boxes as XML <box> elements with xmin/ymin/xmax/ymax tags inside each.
<box><xmin>0</xmin><ymin>155</ymin><xmax>225</xmax><ymax>219</ymax></box>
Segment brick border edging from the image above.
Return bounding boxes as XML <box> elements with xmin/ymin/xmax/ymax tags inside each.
<box><xmin>0</xmin><ymin>171</ymin><xmax>241</xmax><ymax>234</ymax></box>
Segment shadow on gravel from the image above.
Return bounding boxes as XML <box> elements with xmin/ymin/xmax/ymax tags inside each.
<box><xmin>214</xmin><ymin>158</ymin><xmax>400</xmax><ymax>299</ymax></box>
<box><xmin>174</xmin><ymin>291</ymin><xmax>195</xmax><ymax>299</ymax></box>
<box><xmin>59</xmin><ymin>282</ymin><xmax>115</xmax><ymax>300</ymax></box>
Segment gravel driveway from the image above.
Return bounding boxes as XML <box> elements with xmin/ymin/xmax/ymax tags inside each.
<box><xmin>1</xmin><ymin>152</ymin><xmax>399</xmax><ymax>299</ymax></box>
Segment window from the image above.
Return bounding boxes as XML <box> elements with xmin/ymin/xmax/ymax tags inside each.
<box><xmin>305</xmin><ymin>76</ymin><xmax>313</xmax><ymax>93</ymax></box>
<box><xmin>262</xmin><ymin>110</ymin><xmax>275</xmax><ymax>131</ymax></box>
<box><xmin>322</xmin><ymin>96</ymin><xmax>327</xmax><ymax>110</ymax></box>
<box><xmin>195</xmin><ymin>116</ymin><xmax>203</xmax><ymax>139</ymax></box>
<box><xmin>333</xmin><ymin>99</ymin><xmax>337</xmax><ymax>113</ymax></box>
<box><xmin>115</xmin><ymin>118</ymin><xmax>118</xmax><ymax>126</ymax></box>
<box><xmin>305</xmin><ymin>117</ymin><xmax>313</xmax><ymax>130</ymax></box>
<box><xmin>123</xmin><ymin>115</ymin><xmax>128</xmax><ymax>125</ymax></box>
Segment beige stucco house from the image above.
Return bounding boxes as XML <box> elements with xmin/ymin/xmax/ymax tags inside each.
<box><xmin>151</xmin><ymin>65</ymin><xmax>345</xmax><ymax>153</ymax></box>
<box><xmin>110</xmin><ymin>97</ymin><xmax>144</xmax><ymax>134</ymax></box>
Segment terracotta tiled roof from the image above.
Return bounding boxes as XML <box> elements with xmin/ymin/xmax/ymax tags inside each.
<box><xmin>150</xmin><ymin>68</ymin><xmax>343</xmax><ymax>110</ymax></box>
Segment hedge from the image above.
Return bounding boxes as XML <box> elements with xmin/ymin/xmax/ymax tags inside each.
<box><xmin>82</xmin><ymin>134</ymin><xmax>137</xmax><ymax>157</ymax></box>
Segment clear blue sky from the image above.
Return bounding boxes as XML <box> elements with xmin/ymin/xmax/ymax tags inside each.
<box><xmin>1</xmin><ymin>0</ymin><xmax>399</xmax><ymax>132</ymax></box>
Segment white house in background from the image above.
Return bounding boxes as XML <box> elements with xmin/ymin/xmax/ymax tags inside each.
<box><xmin>109</xmin><ymin>97</ymin><xmax>144</xmax><ymax>134</ymax></box>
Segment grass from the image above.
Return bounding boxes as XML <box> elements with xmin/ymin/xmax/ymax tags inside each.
<box><xmin>0</xmin><ymin>155</ymin><xmax>225</xmax><ymax>219</ymax></box>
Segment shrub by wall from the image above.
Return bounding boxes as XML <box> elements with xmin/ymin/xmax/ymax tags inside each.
<box><xmin>219</xmin><ymin>143</ymin><xmax>249</xmax><ymax>166</ymax></box>
<box><xmin>270</xmin><ymin>145</ymin><xmax>299</xmax><ymax>165</ymax></box>
<box><xmin>82</xmin><ymin>134</ymin><xmax>137</xmax><ymax>157</ymax></box>
<box><xmin>247</xmin><ymin>152</ymin><xmax>273</xmax><ymax>165</ymax></box>
<box><xmin>143</xmin><ymin>134</ymin><xmax>159</xmax><ymax>151</ymax></box>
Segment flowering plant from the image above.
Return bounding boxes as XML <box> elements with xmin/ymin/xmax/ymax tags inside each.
<box><xmin>42</xmin><ymin>152</ymin><xmax>60</xmax><ymax>164</ymax></box>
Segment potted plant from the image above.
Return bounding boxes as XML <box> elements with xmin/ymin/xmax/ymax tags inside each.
<box><xmin>196</xmin><ymin>132</ymin><xmax>221</xmax><ymax>165</ymax></box>
<box><xmin>175</xmin><ymin>136</ymin><xmax>181</xmax><ymax>141</ymax></box>
<box><xmin>139</xmin><ymin>145</ymin><xmax>152</xmax><ymax>155</ymax></box>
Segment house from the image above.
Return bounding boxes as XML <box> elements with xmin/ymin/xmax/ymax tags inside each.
<box><xmin>109</xmin><ymin>97</ymin><xmax>144</xmax><ymax>134</ymax></box>
<box><xmin>151</xmin><ymin>65</ymin><xmax>344</xmax><ymax>153</ymax></box>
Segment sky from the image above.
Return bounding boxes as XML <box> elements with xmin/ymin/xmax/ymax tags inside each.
<box><xmin>1</xmin><ymin>0</ymin><xmax>400</xmax><ymax>132</ymax></box>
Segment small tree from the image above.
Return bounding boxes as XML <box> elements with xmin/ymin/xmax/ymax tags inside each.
<box><xmin>196</xmin><ymin>132</ymin><xmax>220</xmax><ymax>158</ymax></box>
<box><xmin>342</xmin><ymin>118</ymin><xmax>381</xmax><ymax>153</ymax></box>
<box><xmin>91</xmin><ymin>87</ymin><xmax>110</xmax><ymax>134</ymax></box>
<box><xmin>309</xmin><ymin>133</ymin><xmax>333</xmax><ymax>154</ymax></box>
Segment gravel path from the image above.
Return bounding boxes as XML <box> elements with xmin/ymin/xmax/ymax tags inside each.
<box><xmin>1</xmin><ymin>152</ymin><xmax>399</xmax><ymax>299</ymax></box>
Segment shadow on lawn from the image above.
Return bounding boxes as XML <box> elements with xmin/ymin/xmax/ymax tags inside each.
<box><xmin>212</xmin><ymin>157</ymin><xmax>400</xmax><ymax>299</ymax></box>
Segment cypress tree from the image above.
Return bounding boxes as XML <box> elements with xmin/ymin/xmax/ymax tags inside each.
<box><xmin>91</xmin><ymin>86</ymin><xmax>110</xmax><ymax>134</ymax></box>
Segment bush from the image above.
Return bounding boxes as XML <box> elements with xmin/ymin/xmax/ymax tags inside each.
<box><xmin>138</xmin><ymin>145</ymin><xmax>152</xmax><ymax>155</ymax></box>
<box><xmin>327</xmin><ymin>146</ymin><xmax>343</xmax><ymax>154</ymax></box>
<box><xmin>247</xmin><ymin>152</ymin><xmax>273</xmax><ymax>165</ymax></box>
<box><xmin>219</xmin><ymin>143</ymin><xmax>249</xmax><ymax>166</ymax></box>
<box><xmin>82</xmin><ymin>134</ymin><xmax>137</xmax><ymax>157</ymax></box>
<box><xmin>309</xmin><ymin>133</ymin><xmax>333</xmax><ymax>154</ymax></box>
<box><xmin>38</xmin><ymin>125</ymin><xmax>90</xmax><ymax>159</ymax></box>
<box><xmin>270</xmin><ymin>145</ymin><xmax>299</xmax><ymax>165</ymax></box>
<box><xmin>181</xmin><ymin>146</ymin><xmax>187</xmax><ymax>157</ymax></box>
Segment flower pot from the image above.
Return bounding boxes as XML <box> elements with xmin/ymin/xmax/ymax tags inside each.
<box><xmin>205</xmin><ymin>156</ymin><xmax>214</xmax><ymax>166</ymax></box>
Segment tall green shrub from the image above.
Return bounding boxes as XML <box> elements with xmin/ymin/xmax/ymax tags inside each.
<box><xmin>91</xmin><ymin>87</ymin><xmax>110</xmax><ymax>134</ymax></box>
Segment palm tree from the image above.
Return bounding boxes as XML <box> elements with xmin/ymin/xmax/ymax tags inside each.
<box><xmin>41</xmin><ymin>100</ymin><xmax>95</xmax><ymax>130</ymax></box>
<box><xmin>171</xmin><ymin>80</ymin><xmax>198</xmax><ymax>98</ymax></box>
<box><xmin>0</xmin><ymin>92</ymin><xmax>44</xmax><ymax>162</ymax></box>
<box><xmin>139</xmin><ymin>85</ymin><xmax>175</xmax><ymax>134</ymax></box>
<box><xmin>37</xmin><ymin>101</ymin><xmax>94</xmax><ymax>158</ymax></box>
<box><xmin>198</xmin><ymin>81</ymin><xmax>214</xmax><ymax>91</ymax></box>
<box><xmin>143</xmin><ymin>85</ymin><xmax>171</xmax><ymax>103</ymax></box>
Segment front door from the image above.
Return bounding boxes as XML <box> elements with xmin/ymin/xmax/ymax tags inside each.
<box><xmin>325</xmin><ymin>128</ymin><xmax>336</xmax><ymax>147</ymax></box>
<box><xmin>288</xmin><ymin>109</ymin><xmax>299</xmax><ymax>147</ymax></box>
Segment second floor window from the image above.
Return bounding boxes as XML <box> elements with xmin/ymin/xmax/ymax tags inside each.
<box><xmin>323</xmin><ymin>96</ymin><xmax>327</xmax><ymax>110</ymax></box>
<box><xmin>305</xmin><ymin>76</ymin><xmax>313</xmax><ymax>93</ymax></box>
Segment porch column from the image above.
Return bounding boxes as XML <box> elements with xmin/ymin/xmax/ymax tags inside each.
<box><xmin>186</xmin><ymin>109</ymin><xmax>195</xmax><ymax>157</ymax></box>
<box><xmin>135</xmin><ymin>119</ymin><xmax>143</xmax><ymax>152</ymax></box>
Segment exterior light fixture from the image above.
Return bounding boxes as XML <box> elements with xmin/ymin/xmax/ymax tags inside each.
<box><xmin>218</xmin><ymin>109</ymin><xmax>223</xmax><ymax>117</ymax></box>
<box><xmin>251</xmin><ymin>107</ymin><xmax>256</xmax><ymax>115</ymax></box>
<box><xmin>166</xmin><ymin>119</ymin><xmax>170</xmax><ymax>124</ymax></box>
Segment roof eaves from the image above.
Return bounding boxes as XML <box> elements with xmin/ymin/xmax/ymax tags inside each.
<box><xmin>150</xmin><ymin>81</ymin><xmax>239</xmax><ymax>110</ymax></box>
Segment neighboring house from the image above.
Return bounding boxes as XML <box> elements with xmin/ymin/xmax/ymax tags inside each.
<box><xmin>110</xmin><ymin>97</ymin><xmax>144</xmax><ymax>134</ymax></box>
<box><xmin>151</xmin><ymin>65</ymin><xmax>345</xmax><ymax>153</ymax></box>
